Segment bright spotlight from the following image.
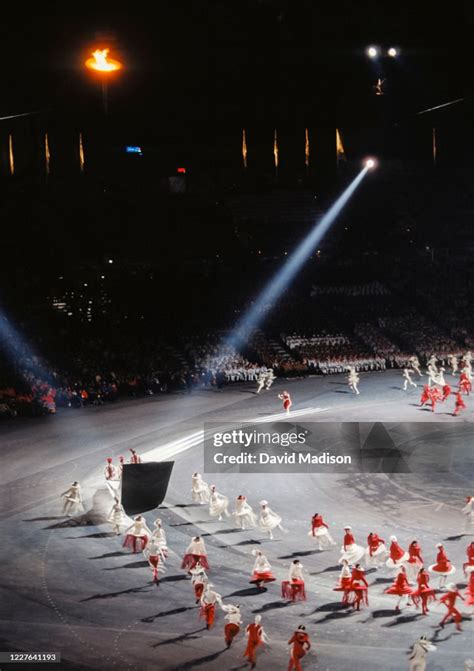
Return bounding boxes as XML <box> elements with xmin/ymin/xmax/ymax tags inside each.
<box><xmin>387</xmin><ymin>47</ymin><xmax>398</xmax><ymax>57</ymax></box>
<box><xmin>227</xmin><ymin>166</ymin><xmax>371</xmax><ymax>347</ymax></box>
<box><xmin>365</xmin><ymin>158</ymin><xmax>376</xmax><ymax>169</ymax></box>
<box><xmin>367</xmin><ymin>46</ymin><xmax>378</xmax><ymax>58</ymax></box>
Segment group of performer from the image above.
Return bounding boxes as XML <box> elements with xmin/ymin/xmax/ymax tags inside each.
<box><xmin>57</xmin><ymin>447</ymin><xmax>474</xmax><ymax>669</ymax></box>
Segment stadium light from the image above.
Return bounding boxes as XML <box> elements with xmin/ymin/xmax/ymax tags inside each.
<box><xmin>387</xmin><ymin>47</ymin><xmax>398</xmax><ymax>57</ymax></box>
<box><xmin>365</xmin><ymin>158</ymin><xmax>376</xmax><ymax>169</ymax></box>
<box><xmin>227</xmin><ymin>166</ymin><xmax>372</xmax><ymax>347</ymax></box>
<box><xmin>367</xmin><ymin>46</ymin><xmax>378</xmax><ymax>58</ymax></box>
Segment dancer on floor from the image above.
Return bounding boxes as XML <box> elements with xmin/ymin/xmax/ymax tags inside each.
<box><xmin>118</xmin><ymin>456</ymin><xmax>125</xmax><ymax>477</ymax></box>
<box><xmin>143</xmin><ymin>538</ymin><xmax>165</xmax><ymax>583</ymax></box>
<box><xmin>408</xmin><ymin>635</ymin><xmax>437</xmax><ymax>671</ymax></box>
<box><xmin>333</xmin><ymin>560</ymin><xmax>352</xmax><ymax>605</ymax></box>
<box><xmin>108</xmin><ymin>496</ymin><xmax>127</xmax><ymax>535</ymax></box>
<box><xmin>439</xmin><ymin>583</ymin><xmax>463</xmax><ymax>631</ymax></box>
<box><xmin>386</xmin><ymin>535</ymin><xmax>409</xmax><ymax>571</ymax></box>
<box><xmin>181</xmin><ymin>536</ymin><xmax>209</xmax><ymax>572</ymax></box>
<box><xmin>308</xmin><ymin>513</ymin><xmax>336</xmax><ymax>550</ymax></box>
<box><xmin>244</xmin><ymin>615</ymin><xmax>267</xmax><ymax>669</ymax></box>
<box><xmin>428</xmin><ymin>543</ymin><xmax>456</xmax><ymax>589</ymax></box>
<box><xmin>190</xmin><ymin>561</ymin><xmax>208</xmax><ymax>603</ymax></box>
<box><xmin>151</xmin><ymin>518</ymin><xmax>168</xmax><ymax>559</ymax></box>
<box><xmin>349</xmin><ymin>564</ymin><xmax>369</xmax><ymax>611</ymax></box>
<box><xmin>287</xmin><ymin>625</ymin><xmax>311</xmax><ymax>671</ymax></box>
<box><xmin>200</xmin><ymin>583</ymin><xmax>222</xmax><ymax>630</ymax></box>
<box><xmin>104</xmin><ymin>457</ymin><xmax>118</xmax><ymax>481</ymax></box>
<box><xmin>463</xmin><ymin>496</ymin><xmax>474</xmax><ymax>531</ymax></box>
<box><xmin>222</xmin><ymin>603</ymin><xmax>242</xmax><ymax>649</ymax></box>
<box><xmin>339</xmin><ymin>526</ymin><xmax>365</xmax><ymax>565</ymax></box>
<box><xmin>365</xmin><ymin>532</ymin><xmax>387</xmax><ymax>568</ymax></box>
<box><xmin>123</xmin><ymin>515</ymin><xmax>151</xmax><ymax>553</ymax></box>
<box><xmin>442</xmin><ymin>382</ymin><xmax>452</xmax><ymax>401</ymax></box>
<box><xmin>411</xmin><ymin>568</ymin><xmax>436</xmax><ymax>615</ymax></box>
<box><xmin>449</xmin><ymin>354</ymin><xmax>459</xmax><ymax>376</ymax></box>
<box><xmin>192</xmin><ymin>472</ymin><xmax>211</xmax><ymax>504</ymax></box>
<box><xmin>409</xmin><ymin>356</ymin><xmax>422</xmax><ymax>377</ymax></box>
<box><xmin>430</xmin><ymin>386</ymin><xmax>442</xmax><ymax>412</ymax></box>
<box><xmin>463</xmin><ymin>541</ymin><xmax>474</xmax><ymax>575</ymax></box>
<box><xmin>385</xmin><ymin>565</ymin><xmax>414</xmax><ymax>613</ymax></box>
<box><xmin>282</xmin><ymin>560</ymin><xmax>306</xmax><ymax>602</ymax></box>
<box><xmin>460</xmin><ymin>370</ymin><xmax>472</xmax><ymax>395</ymax></box>
<box><xmin>249</xmin><ymin>549</ymin><xmax>276</xmax><ymax>589</ymax></box>
<box><xmin>233</xmin><ymin>495</ymin><xmax>258</xmax><ymax>530</ymax></box>
<box><xmin>464</xmin><ymin>570</ymin><xmax>474</xmax><ymax>612</ymax></box>
<box><xmin>454</xmin><ymin>391</ymin><xmax>467</xmax><ymax>416</ymax></box>
<box><xmin>129</xmin><ymin>448</ymin><xmax>142</xmax><ymax>464</ymax></box>
<box><xmin>265</xmin><ymin>369</ymin><xmax>276</xmax><ymax>389</ymax></box>
<box><xmin>405</xmin><ymin>540</ymin><xmax>424</xmax><ymax>582</ymax></box>
<box><xmin>60</xmin><ymin>481</ymin><xmax>84</xmax><ymax>516</ymax></box>
<box><xmin>347</xmin><ymin>367</ymin><xmax>360</xmax><ymax>395</ymax></box>
<box><xmin>256</xmin><ymin>372</ymin><xmax>267</xmax><ymax>394</ymax></box>
<box><xmin>209</xmin><ymin>484</ymin><xmax>230</xmax><ymax>521</ymax></box>
<box><xmin>278</xmin><ymin>390</ymin><xmax>292</xmax><ymax>413</ymax></box>
<box><xmin>258</xmin><ymin>500</ymin><xmax>286</xmax><ymax>540</ymax></box>
<box><xmin>403</xmin><ymin>369</ymin><xmax>417</xmax><ymax>390</ymax></box>
<box><xmin>419</xmin><ymin>385</ymin><xmax>431</xmax><ymax>408</ymax></box>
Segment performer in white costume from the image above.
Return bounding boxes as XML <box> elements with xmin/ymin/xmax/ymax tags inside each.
<box><xmin>104</xmin><ymin>458</ymin><xmax>118</xmax><ymax>481</ymax></box>
<box><xmin>338</xmin><ymin>526</ymin><xmax>365</xmax><ymax>565</ymax></box>
<box><xmin>122</xmin><ymin>515</ymin><xmax>151</xmax><ymax>553</ymax></box>
<box><xmin>449</xmin><ymin>355</ymin><xmax>459</xmax><ymax>375</ymax></box>
<box><xmin>265</xmin><ymin>369</ymin><xmax>276</xmax><ymax>389</ymax></box>
<box><xmin>258</xmin><ymin>500</ymin><xmax>286</xmax><ymax>540</ymax></box>
<box><xmin>143</xmin><ymin>538</ymin><xmax>165</xmax><ymax>583</ymax></box>
<box><xmin>190</xmin><ymin>561</ymin><xmax>208</xmax><ymax>602</ymax></box>
<box><xmin>402</xmin><ymin>368</ymin><xmax>418</xmax><ymax>390</ymax></box>
<box><xmin>60</xmin><ymin>482</ymin><xmax>84</xmax><ymax>516</ymax></box>
<box><xmin>347</xmin><ymin>367</ymin><xmax>360</xmax><ymax>395</ymax></box>
<box><xmin>249</xmin><ymin>549</ymin><xmax>276</xmax><ymax>589</ymax></box>
<box><xmin>281</xmin><ymin>560</ymin><xmax>306</xmax><ymax>602</ymax></box>
<box><xmin>209</xmin><ymin>484</ymin><xmax>230</xmax><ymax>521</ymax></box>
<box><xmin>191</xmin><ymin>472</ymin><xmax>211</xmax><ymax>505</ymax></box>
<box><xmin>364</xmin><ymin>532</ymin><xmax>387</xmax><ymax>568</ymax></box>
<box><xmin>463</xmin><ymin>496</ymin><xmax>474</xmax><ymax>531</ymax></box>
<box><xmin>151</xmin><ymin>518</ymin><xmax>168</xmax><ymax>558</ymax></box>
<box><xmin>233</xmin><ymin>495</ymin><xmax>258</xmax><ymax>529</ymax></box>
<box><xmin>181</xmin><ymin>536</ymin><xmax>209</xmax><ymax>571</ymax></box>
<box><xmin>256</xmin><ymin>372</ymin><xmax>266</xmax><ymax>394</ymax></box>
<box><xmin>108</xmin><ymin>496</ymin><xmax>128</xmax><ymax>535</ymax></box>
<box><xmin>409</xmin><ymin>356</ymin><xmax>422</xmax><ymax>377</ymax></box>
<box><xmin>222</xmin><ymin>603</ymin><xmax>242</xmax><ymax>649</ymax></box>
<box><xmin>408</xmin><ymin>635</ymin><xmax>436</xmax><ymax>671</ymax></box>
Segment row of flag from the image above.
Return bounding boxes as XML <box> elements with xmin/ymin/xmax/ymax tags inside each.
<box><xmin>4</xmin><ymin>127</ymin><xmax>440</xmax><ymax>176</ymax></box>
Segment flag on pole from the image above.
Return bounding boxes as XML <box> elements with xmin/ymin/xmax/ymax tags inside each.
<box><xmin>336</xmin><ymin>128</ymin><xmax>346</xmax><ymax>163</ymax></box>
<box><xmin>8</xmin><ymin>134</ymin><xmax>14</xmax><ymax>175</ymax></box>
<box><xmin>242</xmin><ymin>129</ymin><xmax>248</xmax><ymax>169</ymax></box>
<box><xmin>305</xmin><ymin>128</ymin><xmax>310</xmax><ymax>168</ymax></box>
<box><xmin>79</xmin><ymin>132</ymin><xmax>85</xmax><ymax>172</ymax></box>
<box><xmin>44</xmin><ymin>133</ymin><xmax>51</xmax><ymax>175</ymax></box>
<box><xmin>273</xmin><ymin>128</ymin><xmax>279</xmax><ymax>170</ymax></box>
<box><xmin>432</xmin><ymin>127</ymin><xmax>437</xmax><ymax>165</ymax></box>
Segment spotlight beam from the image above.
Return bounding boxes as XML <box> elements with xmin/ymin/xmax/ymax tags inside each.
<box><xmin>229</xmin><ymin>166</ymin><xmax>370</xmax><ymax>345</ymax></box>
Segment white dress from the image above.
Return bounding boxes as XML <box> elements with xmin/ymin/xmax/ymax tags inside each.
<box><xmin>209</xmin><ymin>490</ymin><xmax>229</xmax><ymax>518</ymax></box>
<box><xmin>364</xmin><ymin>541</ymin><xmax>387</xmax><ymax>568</ymax></box>
<box><xmin>61</xmin><ymin>485</ymin><xmax>85</xmax><ymax>513</ymax></box>
<box><xmin>108</xmin><ymin>502</ymin><xmax>127</xmax><ymax>528</ymax></box>
<box><xmin>308</xmin><ymin>520</ymin><xmax>336</xmax><ymax>550</ymax></box>
<box><xmin>233</xmin><ymin>499</ymin><xmax>258</xmax><ymax>529</ymax></box>
<box><xmin>253</xmin><ymin>554</ymin><xmax>272</xmax><ymax>575</ymax></box>
<box><xmin>258</xmin><ymin>505</ymin><xmax>282</xmax><ymax>532</ymax></box>
<box><xmin>152</xmin><ymin>526</ymin><xmax>168</xmax><ymax>552</ymax></box>
<box><xmin>126</xmin><ymin>519</ymin><xmax>151</xmax><ymax>538</ymax></box>
<box><xmin>192</xmin><ymin>475</ymin><xmax>211</xmax><ymax>504</ymax></box>
<box><xmin>339</xmin><ymin>541</ymin><xmax>365</xmax><ymax>565</ymax></box>
<box><xmin>186</xmin><ymin>539</ymin><xmax>207</xmax><ymax>556</ymax></box>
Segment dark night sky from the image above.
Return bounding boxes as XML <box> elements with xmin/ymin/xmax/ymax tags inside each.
<box><xmin>1</xmin><ymin>1</ymin><xmax>473</xmax><ymax>131</ymax></box>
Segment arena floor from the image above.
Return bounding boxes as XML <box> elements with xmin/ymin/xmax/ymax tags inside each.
<box><xmin>1</xmin><ymin>371</ymin><xmax>473</xmax><ymax>670</ymax></box>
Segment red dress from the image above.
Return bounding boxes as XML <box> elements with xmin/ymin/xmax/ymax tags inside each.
<box><xmin>388</xmin><ymin>540</ymin><xmax>407</xmax><ymax>563</ymax></box>
<box><xmin>407</xmin><ymin>543</ymin><xmax>424</xmax><ymax>568</ymax></box>
<box><xmin>465</xmin><ymin>572</ymin><xmax>474</xmax><ymax>607</ymax></box>
<box><xmin>244</xmin><ymin>623</ymin><xmax>264</xmax><ymax>664</ymax></box>
<box><xmin>350</xmin><ymin>567</ymin><xmax>369</xmax><ymax>606</ymax></box>
<box><xmin>367</xmin><ymin>533</ymin><xmax>385</xmax><ymax>556</ymax></box>
<box><xmin>288</xmin><ymin>631</ymin><xmax>311</xmax><ymax>671</ymax></box>
<box><xmin>463</xmin><ymin>544</ymin><xmax>474</xmax><ymax>574</ymax></box>
<box><xmin>429</xmin><ymin>548</ymin><xmax>454</xmax><ymax>574</ymax></box>
<box><xmin>385</xmin><ymin>572</ymin><xmax>414</xmax><ymax>596</ymax></box>
<box><xmin>411</xmin><ymin>572</ymin><xmax>436</xmax><ymax>611</ymax></box>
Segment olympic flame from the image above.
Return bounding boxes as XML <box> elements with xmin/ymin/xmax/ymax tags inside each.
<box><xmin>85</xmin><ymin>49</ymin><xmax>123</xmax><ymax>73</ymax></box>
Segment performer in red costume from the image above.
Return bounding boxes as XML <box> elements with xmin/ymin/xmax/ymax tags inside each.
<box><xmin>419</xmin><ymin>385</ymin><xmax>430</xmax><ymax>407</ymax></box>
<box><xmin>308</xmin><ymin>513</ymin><xmax>336</xmax><ymax>551</ymax></box>
<box><xmin>442</xmin><ymin>383</ymin><xmax>452</xmax><ymax>401</ymax></box>
<box><xmin>338</xmin><ymin>526</ymin><xmax>365</xmax><ymax>565</ymax></box>
<box><xmin>405</xmin><ymin>540</ymin><xmax>424</xmax><ymax>582</ymax></box>
<box><xmin>104</xmin><ymin>458</ymin><xmax>117</xmax><ymax>480</ymax></box>
<box><xmin>222</xmin><ymin>604</ymin><xmax>242</xmax><ymax>649</ymax></box>
<box><xmin>244</xmin><ymin>615</ymin><xmax>267</xmax><ymax>669</ymax></box>
<box><xmin>428</xmin><ymin>543</ymin><xmax>456</xmax><ymax>589</ymax></box>
<box><xmin>385</xmin><ymin>565</ymin><xmax>414</xmax><ymax>612</ymax></box>
<box><xmin>122</xmin><ymin>515</ymin><xmax>151</xmax><ymax>553</ymax></box>
<box><xmin>459</xmin><ymin>371</ymin><xmax>472</xmax><ymax>395</ymax></box>
<box><xmin>278</xmin><ymin>390</ymin><xmax>292</xmax><ymax>414</ymax></box>
<box><xmin>349</xmin><ymin>564</ymin><xmax>369</xmax><ymax>610</ymax></box>
<box><xmin>199</xmin><ymin>583</ymin><xmax>222</xmax><ymax>630</ymax></box>
<box><xmin>189</xmin><ymin>561</ymin><xmax>208</xmax><ymax>602</ymax></box>
<box><xmin>129</xmin><ymin>448</ymin><xmax>142</xmax><ymax>464</ymax></box>
<box><xmin>464</xmin><ymin>570</ymin><xmax>474</xmax><ymax>610</ymax></box>
<box><xmin>411</xmin><ymin>568</ymin><xmax>436</xmax><ymax>615</ymax></box>
<box><xmin>463</xmin><ymin>542</ymin><xmax>474</xmax><ymax>576</ymax></box>
<box><xmin>386</xmin><ymin>535</ymin><xmax>409</xmax><ymax>571</ymax></box>
<box><xmin>287</xmin><ymin>625</ymin><xmax>311</xmax><ymax>671</ymax></box>
<box><xmin>333</xmin><ymin>559</ymin><xmax>352</xmax><ymax>605</ymax></box>
<box><xmin>364</xmin><ymin>532</ymin><xmax>387</xmax><ymax>568</ymax></box>
<box><xmin>249</xmin><ymin>550</ymin><xmax>276</xmax><ymax>589</ymax></box>
<box><xmin>181</xmin><ymin>536</ymin><xmax>210</xmax><ymax>572</ymax></box>
<box><xmin>454</xmin><ymin>391</ymin><xmax>467</xmax><ymax>416</ymax></box>
<box><xmin>430</xmin><ymin>386</ymin><xmax>442</xmax><ymax>412</ymax></box>
<box><xmin>439</xmin><ymin>583</ymin><xmax>463</xmax><ymax>631</ymax></box>
<box><xmin>282</xmin><ymin>560</ymin><xmax>306</xmax><ymax>602</ymax></box>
